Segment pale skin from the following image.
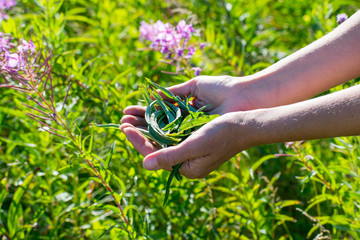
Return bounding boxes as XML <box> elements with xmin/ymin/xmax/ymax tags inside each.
<box><xmin>121</xmin><ymin>11</ymin><xmax>360</xmax><ymax>179</ymax></box>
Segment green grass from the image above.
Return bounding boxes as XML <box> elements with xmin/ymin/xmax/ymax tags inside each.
<box><xmin>0</xmin><ymin>0</ymin><xmax>360</xmax><ymax>239</ymax></box>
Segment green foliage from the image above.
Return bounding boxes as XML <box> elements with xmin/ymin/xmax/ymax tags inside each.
<box><xmin>0</xmin><ymin>0</ymin><xmax>359</xmax><ymax>239</ymax></box>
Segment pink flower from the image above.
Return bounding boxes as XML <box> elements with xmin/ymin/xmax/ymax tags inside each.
<box><xmin>5</xmin><ymin>0</ymin><xmax>16</xmax><ymax>9</ymax></box>
<box><xmin>154</xmin><ymin>22</ymin><xmax>179</xmax><ymax>48</ymax></box>
<box><xmin>0</xmin><ymin>10</ymin><xmax>8</xmax><ymax>20</ymax></box>
<box><xmin>4</xmin><ymin>51</ymin><xmax>22</xmax><ymax>70</ymax></box>
<box><xmin>0</xmin><ymin>0</ymin><xmax>16</xmax><ymax>21</ymax></box>
<box><xmin>285</xmin><ymin>141</ymin><xmax>295</xmax><ymax>149</ymax></box>
<box><xmin>192</xmin><ymin>67</ymin><xmax>201</xmax><ymax>76</ymax></box>
<box><xmin>176</xmin><ymin>20</ymin><xmax>195</xmax><ymax>42</ymax></box>
<box><xmin>0</xmin><ymin>35</ymin><xmax>10</xmax><ymax>52</ymax></box>
<box><xmin>139</xmin><ymin>21</ymin><xmax>158</xmax><ymax>42</ymax></box>
<box><xmin>336</xmin><ymin>13</ymin><xmax>348</xmax><ymax>25</ymax></box>
<box><xmin>139</xmin><ymin>20</ymin><xmax>198</xmax><ymax>56</ymax></box>
<box><xmin>138</xmin><ymin>19</ymin><xmax>203</xmax><ymax>75</ymax></box>
<box><xmin>0</xmin><ymin>36</ymin><xmax>37</xmax><ymax>72</ymax></box>
<box><xmin>17</xmin><ymin>39</ymin><xmax>36</xmax><ymax>55</ymax></box>
<box><xmin>199</xmin><ymin>43</ymin><xmax>207</xmax><ymax>50</ymax></box>
<box><xmin>0</xmin><ymin>0</ymin><xmax>16</xmax><ymax>10</ymax></box>
<box><xmin>176</xmin><ymin>48</ymin><xmax>183</xmax><ymax>57</ymax></box>
<box><xmin>160</xmin><ymin>46</ymin><xmax>168</xmax><ymax>54</ymax></box>
<box><xmin>187</xmin><ymin>46</ymin><xmax>196</xmax><ymax>57</ymax></box>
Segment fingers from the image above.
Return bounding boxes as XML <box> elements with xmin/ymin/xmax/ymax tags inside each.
<box><xmin>121</xmin><ymin>106</ymin><xmax>147</xmax><ymax>127</ymax></box>
<box><xmin>121</xmin><ymin>115</ymin><xmax>147</xmax><ymax>127</ymax></box>
<box><xmin>123</xmin><ymin>106</ymin><xmax>146</xmax><ymax>117</ymax></box>
<box><xmin>120</xmin><ymin>123</ymin><xmax>158</xmax><ymax>157</ymax></box>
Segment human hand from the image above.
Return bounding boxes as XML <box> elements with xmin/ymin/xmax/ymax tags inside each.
<box><xmin>120</xmin><ymin>75</ymin><xmax>270</xmax><ymax>177</ymax></box>
<box><xmin>120</xmin><ymin>74</ymin><xmax>281</xmax><ymax>177</ymax></box>
<box><xmin>121</xmin><ymin>74</ymin><xmax>281</xmax><ymax>130</ymax></box>
<box><xmin>162</xmin><ymin>75</ymin><xmax>272</xmax><ymax>115</ymax></box>
<box><xmin>121</xmin><ymin>112</ymin><xmax>252</xmax><ymax>178</ymax></box>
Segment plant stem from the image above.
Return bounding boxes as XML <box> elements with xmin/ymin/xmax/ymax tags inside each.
<box><xmin>27</xmin><ymin>69</ymin><xmax>131</xmax><ymax>228</ymax></box>
<box><xmin>86</xmin><ymin>159</ymin><xmax>129</xmax><ymax>226</ymax></box>
<box><xmin>293</xmin><ymin>145</ymin><xmax>333</xmax><ymax>192</ymax></box>
<box><xmin>292</xmin><ymin>144</ymin><xmax>343</xmax><ymax>206</ymax></box>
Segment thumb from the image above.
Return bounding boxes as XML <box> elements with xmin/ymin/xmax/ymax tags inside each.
<box><xmin>143</xmin><ymin>140</ymin><xmax>200</xmax><ymax>171</ymax></box>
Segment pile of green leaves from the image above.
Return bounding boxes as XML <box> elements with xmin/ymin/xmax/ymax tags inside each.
<box><xmin>139</xmin><ymin>78</ymin><xmax>219</xmax><ymax>205</ymax></box>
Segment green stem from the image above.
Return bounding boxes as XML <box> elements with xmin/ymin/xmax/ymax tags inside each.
<box><xmin>28</xmin><ymin>70</ymin><xmax>131</xmax><ymax>231</ymax></box>
<box><xmin>293</xmin><ymin>144</ymin><xmax>343</xmax><ymax>206</ymax></box>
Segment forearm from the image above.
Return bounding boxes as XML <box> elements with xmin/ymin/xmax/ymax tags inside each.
<box><xmin>238</xmin><ymin>84</ymin><xmax>360</xmax><ymax>146</ymax></box>
<box><xmin>237</xmin><ymin>11</ymin><xmax>360</xmax><ymax>108</ymax></box>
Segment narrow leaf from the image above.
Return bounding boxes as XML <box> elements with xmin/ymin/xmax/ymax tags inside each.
<box><xmin>105</xmin><ymin>141</ymin><xmax>116</xmax><ymax>167</ymax></box>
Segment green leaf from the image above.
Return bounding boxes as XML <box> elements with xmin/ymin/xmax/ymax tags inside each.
<box><xmin>93</xmin><ymin>123</ymin><xmax>121</xmax><ymax>129</ymax></box>
<box><xmin>124</xmin><ymin>205</ymin><xmax>143</xmax><ymax>222</ymax></box>
<box><xmin>145</xmin><ymin>77</ymin><xmax>177</xmax><ymax>102</ymax></box>
<box><xmin>274</xmin><ymin>214</ymin><xmax>296</xmax><ymax>222</ymax></box>
<box><xmin>8</xmin><ymin>173</ymin><xmax>34</xmax><ymax>237</ymax></box>
<box><xmin>275</xmin><ymin>200</ymin><xmax>301</xmax><ymax>209</ymax></box>
<box><xmin>139</xmin><ymin>83</ymin><xmax>152</xmax><ymax>105</ymax></box>
<box><xmin>151</xmin><ymin>90</ymin><xmax>176</xmax><ymax>123</ymax></box>
<box><xmin>103</xmin><ymin>205</ymin><xmax>121</xmax><ymax>214</ymax></box>
<box><xmin>112</xmin><ymin>175</ymin><xmax>126</xmax><ymax>199</ymax></box>
<box><xmin>105</xmin><ymin>141</ymin><xmax>116</xmax><ymax>167</ymax></box>
<box><xmin>305</xmin><ymin>194</ymin><xmax>339</xmax><ymax>212</ymax></box>
<box><xmin>97</xmin><ymin>225</ymin><xmax>118</xmax><ymax>238</ymax></box>
<box><xmin>136</xmin><ymin>128</ymin><xmax>163</xmax><ymax>146</ymax></box>
<box><xmin>87</xmin><ymin>127</ymin><xmax>94</xmax><ymax>154</ymax></box>
<box><xmin>162</xmin><ymin>105</ymin><xmax>182</xmax><ymax>132</ymax></box>
<box><xmin>163</xmin><ymin>163</ymin><xmax>183</xmax><ymax>206</ymax></box>
<box><xmin>251</xmin><ymin>155</ymin><xmax>275</xmax><ymax>172</ymax></box>
<box><xmin>177</xmin><ymin>114</ymin><xmax>219</xmax><ymax>133</ymax></box>
<box><xmin>0</xmin><ymin>188</ymin><xmax>7</xmax><ymax>210</ymax></box>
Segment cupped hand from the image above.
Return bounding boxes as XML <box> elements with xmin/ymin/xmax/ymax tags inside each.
<box><xmin>120</xmin><ymin>75</ymin><xmax>265</xmax><ymax>178</ymax></box>
<box><xmin>121</xmin><ymin>74</ymin><xmax>272</xmax><ymax>127</ymax></box>
<box><xmin>121</xmin><ymin>111</ymin><xmax>253</xmax><ymax>179</ymax></box>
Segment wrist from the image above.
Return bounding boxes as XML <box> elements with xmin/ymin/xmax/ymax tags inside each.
<box><xmin>231</xmin><ymin>74</ymin><xmax>282</xmax><ymax>111</ymax></box>
<box><xmin>227</xmin><ymin>108</ymin><xmax>283</xmax><ymax>149</ymax></box>
<box><xmin>222</xmin><ymin>111</ymin><xmax>264</xmax><ymax>151</ymax></box>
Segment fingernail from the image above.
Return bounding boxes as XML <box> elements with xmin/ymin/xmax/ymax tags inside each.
<box><xmin>119</xmin><ymin>124</ymin><xmax>132</xmax><ymax>131</ymax></box>
<box><xmin>143</xmin><ymin>157</ymin><xmax>159</xmax><ymax>170</ymax></box>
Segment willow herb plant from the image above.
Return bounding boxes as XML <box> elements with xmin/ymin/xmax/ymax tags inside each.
<box><xmin>0</xmin><ymin>34</ymin><xmax>134</xmax><ymax>236</ymax></box>
<box><xmin>139</xmin><ymin>19</ymin><xmax>206</xmax><ymax>77</ymax></box>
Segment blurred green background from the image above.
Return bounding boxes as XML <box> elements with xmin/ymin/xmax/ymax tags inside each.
<box><xmin>0</xmin><ymin>0</ymin><xmax>360</xmax><ymax>239</ymax></box>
